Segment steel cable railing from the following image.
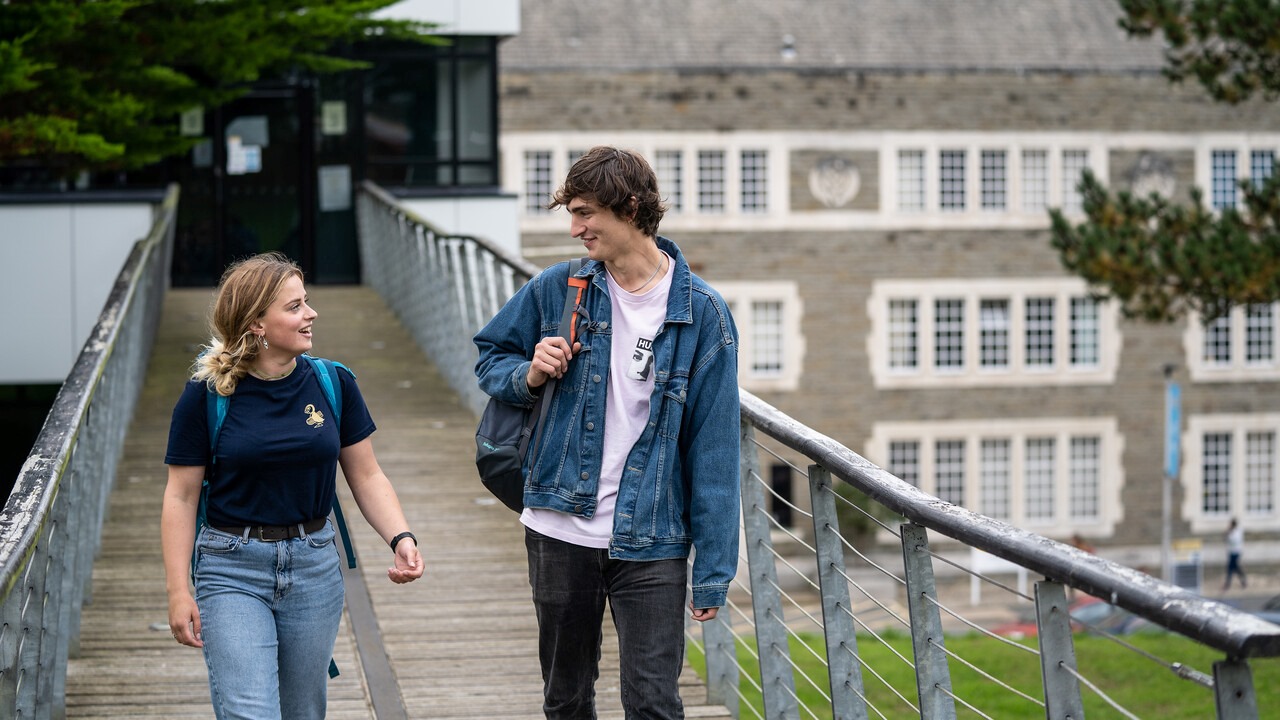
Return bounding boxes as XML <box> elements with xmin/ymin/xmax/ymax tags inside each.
<box><xmin>356</xmin><ymin>182</ymin><xmax>1280</xmax><ymax>720</ymax></box>
<box><xmin>0</xmin><ymin>185</ymin><xmax>178</xmax><ymax>719</ymax></box>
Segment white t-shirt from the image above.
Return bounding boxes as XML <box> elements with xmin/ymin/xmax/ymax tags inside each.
<box><xmin>522</xmin><ymin>253</ymin><xmax>673</xmax><ymax>547</ymax></box>
<box><xmin>1227</xmin><ymin>525</ymin><xmax>1244</xmax><ymax>554</ymax></box>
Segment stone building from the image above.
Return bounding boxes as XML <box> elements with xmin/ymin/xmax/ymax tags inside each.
<box><xmin>496</xmin><ymin>0</ymin><xmax>1280</xmax><ymax>556</ymax></box>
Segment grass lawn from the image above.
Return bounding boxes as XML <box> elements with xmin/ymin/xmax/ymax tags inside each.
<box><xmin>688</xmin><ymin>629</ymin><xmax>1280</xmax><ymax>718</ymax></box>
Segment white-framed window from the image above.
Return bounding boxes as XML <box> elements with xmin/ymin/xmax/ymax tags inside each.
<box><xmin>1184</xmin><ymin>413</ymin><xmax>1280</xmax><ymax>532</ymax></box>
<box><xmin>979</xmin><ymin>299</ymin><xmax>1010</xmax><ymax>368</ymax></box>
<box><xmin>868</xmin><ymin>278</ymin><xmax>1121</xmax><ymax>388</ymax></box>
<box><xmin>935</xmin><ymin>439</ymin><xmax>966</xmax><ymax>506</ymax></box>
<box><xmin>1211</xmin><ymin>149</ymin><xmax>1239</xmax><ymax>210</ymax></box>
<box><xmin>939</xmin><ymin>149</ymin><xmax>967</xmax><ymax>211</ymax></box>
<box><xmin>750</xmin><ymin>300</ymin><xmax>784</xmax><ymax>376</ymax></box>
<box><xmin>1069</xmin><ymin>297</ymin><xmax>1100</xmax><ymax>367</ymax></box>
<box><xmin>508</xmin><ymin>131</ymin><xmax>1278</xmax><ymax>233</ymax></box>
<box><xmin>698</xmin><ymin>150</ymin><xmax>726</xmax><ymax>213</ymax></box>
<box><xmin>934</xmin><ymin>298</ymin><xmax>966</xmax><ymax>370</ymax></box>
<box><xmin>1069</xmin><ymin>436</ymin><xmax>1101</xmax><ymax>521</ymax></box>
<box><xmin>1247</xmin><ymin>431</ymin><xmax>1276</xmax><ymax>514</ymax></box>
<box><xmin>1025</xmin><ymin>297</ymin><xmax>1055</xmax><ymax>367</ymax></box>
<box><xmin>740</xmin><ymin>149</ymin><xmax>769</xmax><ymax>213</ymax></box>
<box><xmin>1024</xmin><ymin>437</ymin><xmax>1056</xmax><ymax>521</ymax></box>
<box><xmin>889</xmin><ymin>441</ymin><xmax>921</xmax><ymax>488</ymax></box>
<box><xmin>567</xmin><ymin>149</ymin><xmax>587</xmax><ymax>168</ymax></box>
<box><xmin>898</xmin><ymin>150</ymin><xmax>926</xmax><ymax>212</ymax></box>
<box><xmin>1246</xmin><ymin>304</ymin><xmax>1275</xmax><ymax>363</ymax></box>
<box><xmin>524</xmin><ymin>150</ymin><xmax>553</xmax><ymax>214</ymax></box>
<box><xmin>888</xmin><ymin>299</ymin><xmax>918</xmax><ymax>369</ymax></box>
<box><xmin>980</xmin><ymin>439</ymin><xmax>1012</xmax><ymax>519</ymax></box>
<box><xmin>1021</xmin><ymin>149</ymin><xmax>1049</xmax><ymax>212</ymax></box>
<box><xmin>1203</xmin><ymin>145</ymin><xmax>1280</xmax><ymax>211</ymax></box>
<box><xmin>869</xmin><ymin>417</ymin><xmax>1123</xmax><ymax>535</ymax></box>
<box><xmin>887</xmin><ymin>142</ymin><xmax>1100</xmax><ymax>219</ymax></box>
<box><xmin>654</xmin><ymin>149</ymin><xmax>684</xmax><ymax>213</ymax></box>
<box><xmin>1061</xmin><ymin>149</ymin><xmax>1090</xmax><ymax>214</ymax></box>
<box><xmin>981</xmin><ymin>150</ymin><xmax>1007</xmax><ymax>211</ymax></box>
<box><xmin>1185</xmin><ymin>303</ymin><xmax>1280</xmax><ymax>381</ymax></box>
<box><xmin>1250</xmin><ymin>150</ymin><xmax>1275</xmax><ymax>188</ymax></box>
<box><xmin>717</xmin><ymin>281</ymin><xmax>804</xmax><ymax>391</ymax></box>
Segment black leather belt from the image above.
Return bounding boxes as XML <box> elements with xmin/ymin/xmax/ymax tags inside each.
<box><xmin>212</xmin><ymin>517</ymin><xmax>327</xmax><ymax>541</ymax></box>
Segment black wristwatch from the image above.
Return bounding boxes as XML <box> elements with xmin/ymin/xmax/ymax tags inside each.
<box><xmin>389</xmin><ymin>531</ymin><xmax>417</xmax><ymax>552</ymax></box>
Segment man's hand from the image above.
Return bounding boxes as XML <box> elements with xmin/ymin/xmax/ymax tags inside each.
<box><xmin>689</xmin><ymin>604</ymin><xmax>719</xmax><ymax>622</ymax></box>
<box><xmin>527</xmin><ymin>336</ymin><xmax>581</xmax><ymax>388</ymax></box>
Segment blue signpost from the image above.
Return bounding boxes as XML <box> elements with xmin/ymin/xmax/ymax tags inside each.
<box><xmin>1162</xmin><ymin>373</ymin><xmax>1181</xmax><ymax>581</ymax></box>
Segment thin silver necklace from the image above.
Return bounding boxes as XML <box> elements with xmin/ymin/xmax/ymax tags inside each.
<box><xmin>249</xmin><ymin>360</ymin><xmax>296</xmax><ymax>381</ymax></box>
<box><xmin>623</xmin><ymin>254</ymin><xmax>664</xmax><ymax>293</ymax></box>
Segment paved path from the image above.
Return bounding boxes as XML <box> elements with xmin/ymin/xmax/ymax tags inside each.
<box><xmin>65</xmin><ymin>286</ymin><xmax>731</xmax><ymax>719</ymax></box>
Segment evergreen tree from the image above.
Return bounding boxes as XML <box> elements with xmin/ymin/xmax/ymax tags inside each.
<box><xmin>1050</xmin><ymin>0</ymin><xmax>1280</xmax><ymax>321</ymax></box>
<box><xmin>0</xmin><ymin>1</ymin><xmax>435</xmax><ymax>173</ymax></box>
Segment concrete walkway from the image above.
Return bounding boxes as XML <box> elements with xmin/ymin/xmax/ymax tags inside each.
<box><xmin>65</xmin><ymin>286</ymin><xmax>730</xmax><ymax>719</ymax></box>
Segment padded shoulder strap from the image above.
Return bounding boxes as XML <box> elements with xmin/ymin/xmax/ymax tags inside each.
<box><xmin>207</xmin><ymin>389</ymin><xmax>229</xmax><ymax>457</ymax></box>
<box><xmin>303</xmin><ymin>355</ymin><xmax>351</xmax><ymax>423</ymax></box>
<box><xmin>301</xmin><ymin>354</ymin><xmax>358</xmax><ymax>571</ymax></box>
<box><xmin>522</xmin><ymin>258</ymin><xmax>587</xmax><ymax>459</ymax></box>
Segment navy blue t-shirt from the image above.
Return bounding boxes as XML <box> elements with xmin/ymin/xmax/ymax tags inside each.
<box><xmin>164</xmin><ymin>358</ymin><xmax>376</xmax><ymax>527</ymax></box>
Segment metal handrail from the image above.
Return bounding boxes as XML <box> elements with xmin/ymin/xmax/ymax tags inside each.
<box><xmin>0</xmin><ymin>184</ymin><xmax>178</xmax><ymax>717</ymax></box>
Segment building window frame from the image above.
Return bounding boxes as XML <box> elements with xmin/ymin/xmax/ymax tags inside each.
<box><xmin>869</xmin><ymin>417</ymin><xmax>1123</xmax><ymax>536</ymax></box>
<box><xmin>1184</xmin><ymin>413</ymin><xmax>1280</xmax><ymax>532</ymax></box>
<box><xmin>1184</xmin><ymin>303</ymin><xmax>1280</xmax><ymax>381</ymax></box>
<box><xmin>868</xmin><ymin>278</ymin><xmax>1121</xmax><ymax>388</ymax></box>
<box><xmin>717</xmin><ymin>281</ymin><xmax>805</xmax><ymax>391</ymax></box>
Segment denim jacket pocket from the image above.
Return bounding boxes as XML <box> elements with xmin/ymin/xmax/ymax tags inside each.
<box><xmin>656</xmin><ymin>376</ymin><xmax>689</xmax><ymax>440</ymax></box>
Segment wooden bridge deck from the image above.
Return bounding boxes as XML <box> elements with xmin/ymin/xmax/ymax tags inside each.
<box><xmin>66</xmin><ymin>286</ymin><xmax>732</xmax><ymax>719</ymax></box>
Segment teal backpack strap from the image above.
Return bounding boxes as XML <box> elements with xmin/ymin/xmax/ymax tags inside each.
<box><xmin>303</xmin><ymin>355</ymin><xmax>358</xmax><ymax>570</ymax></box>
<box><xmin>194</xmin><ymin>389</ymin><xmax>229</xmax><ymax>583</ymax></box>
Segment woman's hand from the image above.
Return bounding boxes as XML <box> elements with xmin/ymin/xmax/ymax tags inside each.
<box><xmin>388</xmin><ymin>541</ymin><xmax>424</xmax><ymax>584</ymax></box>
<box><xmin>169</xmin><ymin>591</ymin><xmax>204</xmax><ymax>647</ymax></box>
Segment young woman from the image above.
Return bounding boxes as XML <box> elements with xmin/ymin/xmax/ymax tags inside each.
<box><xmin>161</xmin><ymin>252</ymin><xmax>423</xmax><ymax>719</ymax></box>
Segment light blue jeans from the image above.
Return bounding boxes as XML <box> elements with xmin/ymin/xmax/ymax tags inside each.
<box><xmin>194</xmin><ymin>522</ymin><xmax>344</xmax><ymax>720</ymax></box>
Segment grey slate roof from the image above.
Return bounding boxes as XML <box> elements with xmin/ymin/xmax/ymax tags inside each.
<box><xmin>501</xmin><ymin>0</ymin><xmax>1167</xmax><ymax>73</ymax></box>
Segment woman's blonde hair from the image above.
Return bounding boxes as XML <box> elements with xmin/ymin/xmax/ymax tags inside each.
<box><xmin>192</xmin><ymin>252</ymin><xmax>303</xmax><ymax>396</ymax></box>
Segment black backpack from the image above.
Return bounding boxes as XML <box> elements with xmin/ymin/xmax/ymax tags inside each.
<box><xmin>475</xmin><ymin>259</ymin><xmax>586</xmax><ymax>512</ymax></box>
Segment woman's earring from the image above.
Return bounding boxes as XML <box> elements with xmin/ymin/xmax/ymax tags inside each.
<box><xmin>261</xmin><ymin>335</ymin><xmax>269</xmax><ymax>350</ymax></box>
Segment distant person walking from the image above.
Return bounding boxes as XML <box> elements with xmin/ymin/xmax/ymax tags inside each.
<box><xmin>1223</xmin><ymin>518</ymin><xmax>1247</xmax><ymax>591</ymax></box>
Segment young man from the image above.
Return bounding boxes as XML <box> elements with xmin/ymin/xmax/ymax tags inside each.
<box><xmin>474</xmin><ymin>146</ymin><xmax>741</xmax><ymax>719</ymax></box>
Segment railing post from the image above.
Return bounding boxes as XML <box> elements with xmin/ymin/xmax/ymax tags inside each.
<box><xmin>740</xmin><ymin>420</ymin><xmax>799</xmax><ymax>720</ymax></box>
<box><xmin>701</xmin><ymin>611</ymin><xmax>740</xmax><ymax>718</ymax></box>
<box><xmin>808</xmin><ymin>465</ymin><xmax>868</xmax><ymax>720</ymax></box>
<box><xmin>1213</xmin><ymin>657</ymin><xmax>1259</xmax><ymax>720</ymax></box>
<box><xmin>899</xmin><ymin>522</ymin><xmax>956</xmax><ymax>720</ymax></box>
<box><xmin>1033</xmin><ymin>580</ymin><xmax>1084</xmax><ymax>720</ymax></box>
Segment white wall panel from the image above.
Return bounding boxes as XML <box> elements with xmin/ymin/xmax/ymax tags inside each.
<box><xmin>0</xmin><ymin>203</ymin><xmax>153</xmax><ymax>384</ymax></box>
<box><xmin>382</xmin><ymin>0</ymin><xmax>520</xmax><ymax>35</ymax></box>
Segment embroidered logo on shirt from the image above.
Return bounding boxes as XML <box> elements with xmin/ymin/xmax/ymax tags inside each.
<box><xmin>304</xmin><ymin>404</ymin><xmax>326</xmax><ymax>428</ymax></box>
<box><xmin>628</xmin><ymin>337</ymin><xmax>655</xmax><ymax>381</ymax></box>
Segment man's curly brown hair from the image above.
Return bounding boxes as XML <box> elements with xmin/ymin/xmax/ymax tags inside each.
<box><xmin>547</xmin><ymin>146</ymin><xmax>667</xmax><ymax>237</ymax></box>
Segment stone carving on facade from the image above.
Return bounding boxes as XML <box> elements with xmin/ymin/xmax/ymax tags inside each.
<box><xmin>1129</xmin><ymin>152</ymin><xmax>1176</xmax><ymax>200</ymax></box>
<box><xmin>808</xmin><ymin>156</ymin><xmax>861</xmax><ymax>208</ymax></box>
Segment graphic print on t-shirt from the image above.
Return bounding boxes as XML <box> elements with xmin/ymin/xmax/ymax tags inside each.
<box><xmin>628</xmin><ymin>337</ymin><xmax>655</xmax><ymax>381</ymax></box>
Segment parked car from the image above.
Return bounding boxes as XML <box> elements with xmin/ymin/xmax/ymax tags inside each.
<box><xmin>992</xmin><ymin>597</ymin><xmax>1161</xmax><ymax>639</ymax></box>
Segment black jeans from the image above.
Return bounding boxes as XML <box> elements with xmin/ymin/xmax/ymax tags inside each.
<box><xmin>525</xmin><ymin>528</ymin><xmax>688</xmax><ymax>720</ymax></box>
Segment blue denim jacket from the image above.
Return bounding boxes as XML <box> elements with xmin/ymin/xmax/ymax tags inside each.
<box><xmin>474</xmin><ymin>237</ymin><xmax>741</xmax><ymax>608</ymax></box>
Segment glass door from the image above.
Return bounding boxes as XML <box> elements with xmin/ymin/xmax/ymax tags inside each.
<box><xmin>172</xmin><ymin>87</ymin><xmax>315</xmax><ymax>286</ymax></box>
